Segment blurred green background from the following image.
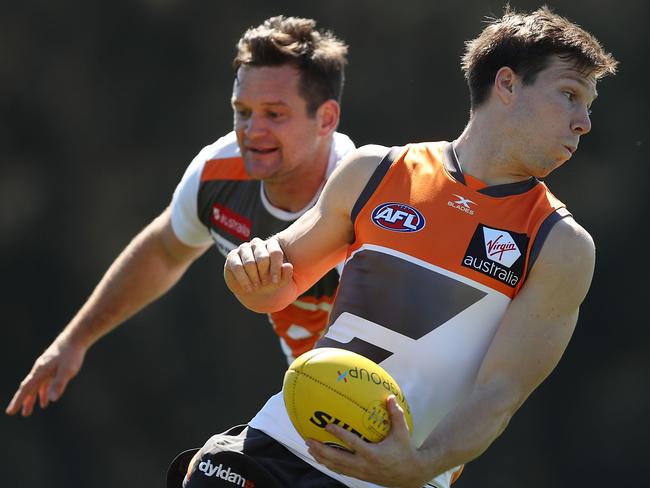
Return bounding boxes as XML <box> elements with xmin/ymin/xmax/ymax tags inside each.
<box><xmin>2</xmin><ymin>0</ymin><xmax>648</xmax><ymax>486</ymax></box>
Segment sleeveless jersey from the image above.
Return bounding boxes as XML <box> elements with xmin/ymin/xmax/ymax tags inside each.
<box><xmin>170</xmin><ymin>131</ymin><xmax>356</xmax><ymax>362</ymax></box>
<box><xmin>248</xmin><ymin>141</ymin><xmax>568</xmax><ymax>488</ymax></box>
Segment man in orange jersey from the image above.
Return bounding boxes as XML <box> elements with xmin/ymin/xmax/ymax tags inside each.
<box><xmin>6</xmin><ymin>16</ymin><xmax>354</xmax><ymax>418</ymax></box>
<box><xmin>170</xmin><ymin>7</ymin><xmax>617</xmax><ymax>488</ymax></box>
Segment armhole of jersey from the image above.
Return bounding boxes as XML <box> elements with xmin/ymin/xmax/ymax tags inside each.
<box><xmin>170</xmin><ymin>154</ymin><xmax>213</xmax><ymax>247</ymax></box>
<box><xmin>525</xmin><ymin>207</ymin><xmax>572</xmax><ymax>277</ymax></box>
<box><xmin>350</xmin><ymin>146</ymin><xmax>402</xmax><ymax>225</ymax></box>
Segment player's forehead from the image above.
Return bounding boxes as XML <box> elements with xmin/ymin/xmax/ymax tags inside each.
<box><xmin>539</xmin><ymin>56</ymin><xmax>598</xmax><ymax>98</ymax></box>
<box><xmin>232</xmin><ymin>64</ymin><xmax>303</xmax><ymax>106</ymax></box>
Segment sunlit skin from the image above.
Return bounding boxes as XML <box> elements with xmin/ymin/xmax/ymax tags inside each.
<box><xmin>454</xmin><ymin>56</ymin><xmax>597</xmax><ymax>185</ymax></box>
<box><xmin>232</xmin><ymin>64</ymin><xmax>340</xmax><ymax>212</ymax></box>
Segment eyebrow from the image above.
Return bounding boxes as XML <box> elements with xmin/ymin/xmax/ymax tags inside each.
<box><xmin>231</xmin><ymin>100</ymin><xmax>290</xmax><ymax>108</ymax></box>
<box><xmin>564</xmin><ymin>74</ymin><xmax>599</xmax><ymax>100</ymax></box>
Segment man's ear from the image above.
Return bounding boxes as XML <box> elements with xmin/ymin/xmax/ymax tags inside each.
<box><xmin>494</xmin><ymin>66</ymin><xmax>518</xmax><ymax>105</ymax></box>
<box><xmin>315</xmin><ymin>100</ymin><xmax>341</xmax><ymax>135</ymax></box>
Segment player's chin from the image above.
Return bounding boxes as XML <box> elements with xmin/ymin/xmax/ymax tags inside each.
<box><xmin>551</xmin><ymin>156</ymin><xmax>570</xmax><ymax>172</ymax></box>
<box><xmin>536</xmin><ymin>158</ymin><xmax>567</xmax><ymax>178</ymax></box>
<box><xmin>554</xmin><ymin>147</ymin><xmax>575</xmax><ymax>165</ymax></box>
<box><xmin>244</xmin><ymin>159</ymin><xmax>281</xmax><ymax>180</ymax></box>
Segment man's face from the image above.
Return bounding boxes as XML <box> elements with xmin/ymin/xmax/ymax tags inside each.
<box><xmin>232</xmin><ymin>64</ymin><xmax>325</xmax><ymax>182</ymax></box>
<box><xmin>510</xmin><ymin>56</ymin><xmax>597</xmax><ymax>177</ymax></box>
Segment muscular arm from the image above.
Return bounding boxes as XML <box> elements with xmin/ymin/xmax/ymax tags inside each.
<box><xmin>224</xmin><ymin>145</ymin><xmax>389</xmax><ymax>313</ymax></box>
<box><xmin>6</xmin><ymin>207</ymin><xmax>209</xmax><ymax>416</ymax></box>
<box><xmin>416</xmin><ymin>217</ymin><xmax>596</xmax><ymax>477</ymax></box>
<box><xmin>309</xmin><ymin>217</ymin><xmax>596</xmax><ymax>487</ymax></box>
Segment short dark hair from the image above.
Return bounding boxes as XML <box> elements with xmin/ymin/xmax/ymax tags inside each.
<box><xmin>234</xmin><ymin>16</ymin><xmax>348</xmax><ymax>115</ymax></box>
<box><xmin>461</xmin><ymin>6</ymin><xmax>618</xmax><ymax>109</ymax></box>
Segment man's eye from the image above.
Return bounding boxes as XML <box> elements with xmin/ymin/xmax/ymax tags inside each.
<box><xmin>563</xmin><ymin>91</ymin><xmax>575</xmax><ymax>101</ymax></box>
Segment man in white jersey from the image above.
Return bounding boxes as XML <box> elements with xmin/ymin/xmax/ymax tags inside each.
<box><xmin>170</xmin><ymin>7</ymin><xmax>617</xmax><ymax>488</ymax></box>
<box><xmin>6</xmin><ymin>16</ymin><xmax>354</xmax><ymax>418</ymax></box>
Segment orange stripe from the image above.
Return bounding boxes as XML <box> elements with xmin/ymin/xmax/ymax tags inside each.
<box><xmin>200</xmin><ymin>157</ymin><xmax>250</xmax><ymax>181</ymax></box>
<box><xmin>450</xmin><ymin>465</ymin><xmax>464</xmax><ymax>484</ymax></box>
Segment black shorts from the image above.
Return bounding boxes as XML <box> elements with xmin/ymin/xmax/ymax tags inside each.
<box><xmin>167</xmin><ymin>425</ymin><xmax>347</xmax><ymax>488</ymax></box>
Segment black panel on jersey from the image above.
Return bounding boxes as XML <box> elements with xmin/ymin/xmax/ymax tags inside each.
<box><xmin>479</xmin><ymin>178</ymin><xmax>539</xmax><ymax>197</ymax></box>
<box><xmin>328</xmin><ymin>250</ymin><xmax>487</xmax><ymax>340</ymax></box>
<box><xmin>317</xmin><ymin>337</ymin><xmax>394</xmax><ymax>365</ymax></box>
<box><xmin>197</xmin><ymin>179</ymin><xmax>261</xmax><ymax>239</ymax></box>
<box><xmin>351</xmin><ymin>147</ymin><xmax>403</xmax><ymax>224</ymax></box>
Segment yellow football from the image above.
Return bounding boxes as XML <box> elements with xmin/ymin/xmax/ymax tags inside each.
<box><xmin>283</xmin><ymin>347</ymin><xmax>412</xmax><ymax>450</ymax></box>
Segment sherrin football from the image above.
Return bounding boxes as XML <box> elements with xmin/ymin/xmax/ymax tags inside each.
<box><xmin>283</xmin><ymin>347</ymin><xmax>412</xmax><ymax>450</ymax></box>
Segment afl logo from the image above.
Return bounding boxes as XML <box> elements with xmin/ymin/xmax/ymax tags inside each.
<box><xmin>371</xmin><ymin>202</ymin><xmax>425</xmax><ymax>232</ymax></box>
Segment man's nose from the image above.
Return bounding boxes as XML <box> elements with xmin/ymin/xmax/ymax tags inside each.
<box><xmin>243</xmin><ymin>113</ymin><xmax>268</xmax><ymax>138</ymax></box>
<box><xmin>571</xmin><ymin>106</ymin><xmax>592</xmax><ymax>135</ymax></box>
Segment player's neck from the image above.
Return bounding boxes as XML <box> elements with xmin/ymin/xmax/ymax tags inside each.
<box><xmin>453</xmin><ymin>116</ymin><xmax>533</xmax><ymax>186</ymax></box>
<box><xmin>263</xmin><ymin>146</ymin><xmax>331</xmax><ymax>213</ymax></box>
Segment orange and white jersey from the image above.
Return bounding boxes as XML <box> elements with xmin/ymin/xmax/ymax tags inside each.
<box><xmin>170</xmin><ymin>131</ymin><xmax>355</xmax><ymax>362</ymax></box>
<box><xmin>249</xmin><ymin>141</ymin><xmax>569</xmax><ymax>488</ymax></box>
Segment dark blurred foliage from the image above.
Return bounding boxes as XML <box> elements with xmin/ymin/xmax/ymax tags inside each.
<box><xmin>1</xmin><ymin>1</ymin><xmax>648</xmax><ymax>486</ymax></box>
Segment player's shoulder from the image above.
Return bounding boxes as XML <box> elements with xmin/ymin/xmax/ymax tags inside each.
<box><xmin>342</xmin><ymin>144</ymin><xmax>391</xmax><ymax>170</ymax></box>
<box><xmin>325</xmin><ymin>144</ymin><xmax>389</xmax><ymax>186</ymax></box>
<box><xmin>355</xmin><ymin>143</ymin><xmax>392</xmax><ymax>158</ymax></box>
<box><xmin>321</xmin><ymin>145</ymin><xmax>391</xmax><ymax>210</ymax></box>
<box><xmin>538</xmin><ymin>214</ymin><xmax>595</xmax><ymax>278</ymax></box>
<box><xmin>549</xmin><ymin>215</ymin><xmax>594</xmax><ymax>255</ymax></box>
<box><xmin>331</xmin><ymin>131</ymin><xmax>356</xmax><ymax>156</ymax></box>
<box><xmin>200</xmin><ymin>131</ymin><xmax>241</xmax><ymax>161</ymax></box>
<box><xmin>520</xmin><ymin>213</ymin><xmax>596</xmax><ymax>310</ymax></box>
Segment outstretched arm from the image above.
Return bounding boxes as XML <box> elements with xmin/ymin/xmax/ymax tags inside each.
<box><xmin>308</xmin><ymin>217</ymin><xmax>596</xmax><ymax>487</ymax></box>
<box><xmin>6</xmin><ymin>207</ymin><xmax>209</xmax><ymax>416</ymax></box>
